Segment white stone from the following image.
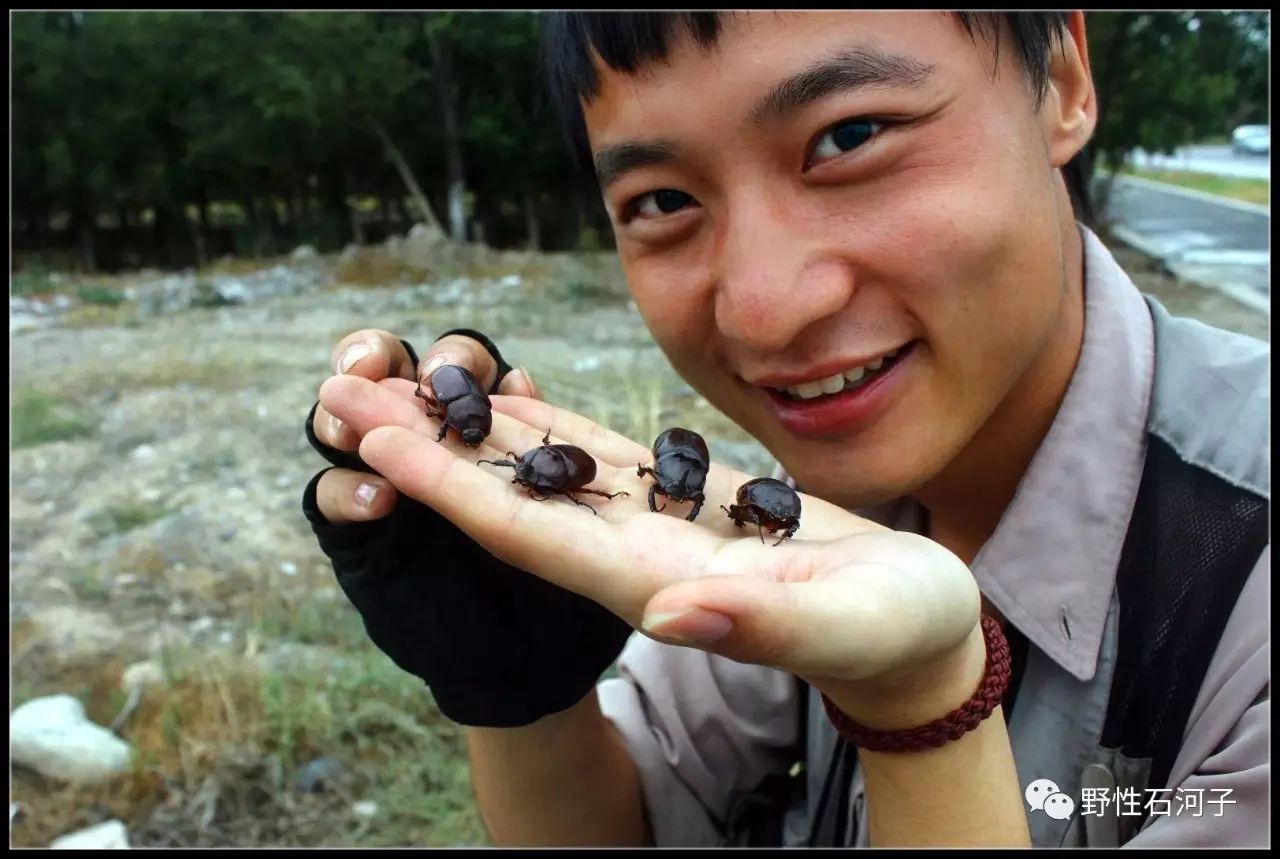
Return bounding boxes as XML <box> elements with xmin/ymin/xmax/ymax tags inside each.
<box><xmin>50</xmin><ymin>819</ymin><xmax>130</xmax><ymax>849</ymax></box>
<box><xmin>289</xmin><ymin>244</ymin><xmax>318</xmax><ymax>261</ymax></box>
<box><xmin>280</xmin><ymin>561</ymin><xmax>298</xmax><ymax>576</ymax></box>
<box><xmin>352</xmin><ymin>800</ymin><xmax>378</xmax><ymax>818</ymax></box>
<box><xmin>10</xmin><ymin>695</ymin><xmax>132</xmax><ymax>784</ymax></box>
<box><xmin>130</xmin><ymin>444</ymin><xmax>156</xmax><ymax>461</ymax></box>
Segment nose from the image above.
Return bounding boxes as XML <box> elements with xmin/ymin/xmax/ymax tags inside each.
<box><xmin>713</xmin><ymin>194</ymin><xmax>856</xmax><ymax>353</ymax></box>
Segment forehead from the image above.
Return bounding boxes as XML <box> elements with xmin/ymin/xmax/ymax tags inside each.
<box><xmin>581</xmin><ymin>12</ymin><xmax>1006</xmax><ymax>146</ymax></box>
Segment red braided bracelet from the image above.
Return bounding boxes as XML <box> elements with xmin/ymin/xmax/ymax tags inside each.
<box><xmin>820</xmin><ymin>615</ymin><xmax>1011</xmax><ymax>753</ymax></box>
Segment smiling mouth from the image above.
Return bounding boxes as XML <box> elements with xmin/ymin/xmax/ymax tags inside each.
<box><xmin>770</xmin><ymin>341</ymin><xmax>918</xmax><ymax>401</ymax></box>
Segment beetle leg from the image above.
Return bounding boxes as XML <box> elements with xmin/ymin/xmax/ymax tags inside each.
<box><xmin>637</xmin><ymin>464</ymin><xmax>655</xmax><ymax>479</ymax></box>
<box><xmin>561</xmin><ymin>492</ymin><xmax>600</xmax><ymax>515</ymax></box>
<box><xmin>648</xmin><ymin>485</ymin><xmax>668</xmax><ymax>513</ymax></box>
<box><xmin>686</xmin><ymin>493</ymin><xmax>705</xmax><ymax>522</ymax></box>
<box><xmin>772</xmin><ymin>522</ymin><xmax>799</xmax><ymax>547</ymax></box>
<box><xmin>576</xmin><ymin>487</ymin><xmax>630</xmax><ymax>501</ymax></box>
<box><xmin>477</xmin><ymin>458</ymin><xmax>516</xmax><ymax>469</ymax></box>
<box><xmin>756</xmin><ymin>522</ymin><xmax>767</xmax><ymax>545</ymax></box>
<box><xmin>435</xmin><ymin>423</ymin><xmax>448</xmax><ymax>442</ymax></box>
<box><xmin>542</xmin><ymin>428</ymin><xmax>553</xmax><ymax>446</ymax></box>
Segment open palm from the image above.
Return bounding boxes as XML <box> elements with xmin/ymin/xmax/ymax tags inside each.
<box><xmin>320</xmin><ymin>374</ymin><xmax>980</xmax><ymax>686</ymax></box>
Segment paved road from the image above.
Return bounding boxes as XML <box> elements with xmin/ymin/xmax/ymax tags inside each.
<box><xmin>1129</xmin><ymin>145</ymin><xmax>1270</xmax><ymax>180</ymax></box>
<box><xmin>1101</xmin><ymin>174</ymin><xmax>1270</xmax><ymax>312</ymax></box>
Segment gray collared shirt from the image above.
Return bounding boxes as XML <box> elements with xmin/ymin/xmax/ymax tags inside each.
<box><xmin>596</xmin><ymin>227</ymin><xmax>1270</xmax><ymax>847</ymax></box>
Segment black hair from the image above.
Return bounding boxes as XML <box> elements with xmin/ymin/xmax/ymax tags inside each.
<box><xmin>541</xmin><ymin>12</ymin><xmax>1093</xmax><ymax>225</ymax></box>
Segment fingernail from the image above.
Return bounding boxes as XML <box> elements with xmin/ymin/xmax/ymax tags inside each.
<box><xmin>642</xmin><ymin>608</ymin><xmax>734</xmax><ymax>644</ymax></box>
<box><xmin>355</xmin><ymin>481</ymin><xmax>381</xmax><ymax>508</ymax></box>
<box><xmin>329</xmin><ymin>413</ymin><xmax>343</xmax><ymax>438</ymax></box>
<box><xmin>419</xmin><ymin>353</ymin><xmax>453</xmax><ymax>382</ymax></box>
<box><xmin>338</xmin><ymin>343</ymin><xmax>372</xmax><ymax>374</ymax></box>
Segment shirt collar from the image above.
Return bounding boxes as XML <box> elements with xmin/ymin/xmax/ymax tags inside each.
<box><xmin>775</xmin><ymin>227</ymin><xmax>1155</xmax><ymax>681</ymax></box>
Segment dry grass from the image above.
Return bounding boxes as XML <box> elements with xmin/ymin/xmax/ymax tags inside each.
<box><xmin>11</xmin><ymin>639</ymin><xmax>489</xmax><ymax>848</ymax></box>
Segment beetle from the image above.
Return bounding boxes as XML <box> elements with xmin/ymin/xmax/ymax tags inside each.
<box><xmin>480</xmin><ymin>430</ymin><xmax>629</xmax><ymax>515</ymax></box>
<box><xmin>721</xmin><ymin>478</ymin><xmax>802</xmax><ymax>546</ymax></box>
<box><xmin>415</xmin><ymin>364</ymin><xmax>492</xmax><ymax>447</ymax></box>
<box><xmin>636</xmin><ymin>428</ymin><xmax>710</xmax><ymax>521</ymax></box>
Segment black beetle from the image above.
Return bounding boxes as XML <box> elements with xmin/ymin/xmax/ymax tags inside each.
<box><xmin>721</xmin><ymin>478</ymin><xmax>802</xmax><ymax>546</ymax></box>
<box><xmin>415</xmin><ymin>364</ymin><xmax>492</xmax><ymax>447</ymax></box>
<box><xmin>636</xmin><ymin>428</ymin><xmax>710</xmax><ymax>521</ymax></box>
<box><xmin>480</xmin><ymin>430</ymin><xmax>629</xmax><ymax>515</ymax></box>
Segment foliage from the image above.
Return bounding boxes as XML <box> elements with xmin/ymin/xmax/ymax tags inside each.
<box><xmin>11</xmin><ymin>11</ymin><xmax>1272</xmax><ymax>271</ymax></box>
<box><xmin>1087</xmin><ymin>11</ymin><xmax>1271</xmax><ymax>172</ymax></box>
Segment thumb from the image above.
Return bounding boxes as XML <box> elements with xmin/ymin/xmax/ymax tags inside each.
<box><xmin>638</xmin><ymin>575</ymin><xmax>885</xmax><ymax>679</ymax></box>
<box><xmin>640</xmin><ymin>563</ymin><xmax>974</xmax><ymax>682</ymax></box>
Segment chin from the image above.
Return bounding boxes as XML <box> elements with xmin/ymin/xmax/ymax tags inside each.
<box><xmin>768</xmin><ymin>449</ymin><xmax>922</xmax><ymax>510</ymax></box>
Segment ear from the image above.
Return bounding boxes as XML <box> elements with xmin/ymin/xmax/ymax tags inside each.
<box><xmin>1041</xmin><ymin>11</ymin><xmax>1097</xmax><ymax>168</ymax></box>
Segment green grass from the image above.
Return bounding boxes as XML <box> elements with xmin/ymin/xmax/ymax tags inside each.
<box><xmin>11</xmin><ymin>388</ymin><xmax>95</xmax><ymax>448</ymax></box>
<box><xmin>84</xmin><ymin>500</ymin><xmax>172</xmax><ymax>538</ymax></box>
<box><xmin>11</xmin><ymin>264</ymin><xmax>60</xmax><ymax>296</ymax></box>
<box><xmin>1121</xmin><ymin>166</ymin><xmax>1270</xmax><ymax>207</ymax></box>
<box><xmin>77</xmin><ymin>283</ymin><xmax>128</xmax><ymax>306</ymax></box>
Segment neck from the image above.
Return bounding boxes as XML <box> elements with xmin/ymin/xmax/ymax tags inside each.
<box><xmin>917</xmin><ymin>223</ymin><xmax>1087</xmax><ymax>567</ymax></box>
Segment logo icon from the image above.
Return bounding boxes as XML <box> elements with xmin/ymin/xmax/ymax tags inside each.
<box><xmin>1025</xmin><ymin>778</ymin><xmax>1076</xmax><ymax>821</ymax></box>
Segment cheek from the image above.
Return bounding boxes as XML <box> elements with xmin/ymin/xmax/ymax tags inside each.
<box><xmin>623</xmin><ymin>254</ymin><xmax>719</xmax><ymax>375</ymax></box>
<box><xmin>861</xmin><ymin>147</ymin><xmax>1061</xmax><ymax>385</ymax></box>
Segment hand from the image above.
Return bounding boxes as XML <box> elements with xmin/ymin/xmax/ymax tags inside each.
<box><xmin>320</xmin><ymin>374</ymin><xmax>984</xmax><ymax>718</ymax></box>
<box><xmin>310</xmin><ymin>328</ymin><xmax>540</xmax><ymax>524</ymax></box>
<box><xmin>303</xmin><ymin>327</ymin><xmax>633</xmax><ymax>729</ymax></box>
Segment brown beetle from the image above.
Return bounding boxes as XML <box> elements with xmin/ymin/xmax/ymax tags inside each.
<box><xmin>637</xmin><ymin>427</ymin><xmax>710</xmax><ymax>521</ymax></box>
<box><xmin>480</xmin><ymin>430</ymin><xmax>629</xmax><ymax>515</ymax></box>
<box><xmin>721</xmin><ymin>477</ymin><xmax>802</xmax><ymax>546</ymax></box>
<box><xmin>415</xmin><ymin>364</ymin><xmax>492</xmax><ymax>447</ymax></box>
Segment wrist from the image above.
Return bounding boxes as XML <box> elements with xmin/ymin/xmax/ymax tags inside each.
<box><xmin>817</xmin><ymin>619</ymin><xmax>990</xmax><ymax>732</ymax></box>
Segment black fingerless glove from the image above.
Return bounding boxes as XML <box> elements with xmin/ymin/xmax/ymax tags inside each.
<box><xmin>301</xmin><ymin>334</ymin><xmax>633</xmax><ymax>728</ymax></box>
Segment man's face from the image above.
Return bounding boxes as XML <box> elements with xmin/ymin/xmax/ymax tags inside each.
<box><xmin>582</xmin><ymin>12</ymin><xmax>1082</xmax><ymax>507</ymax></box>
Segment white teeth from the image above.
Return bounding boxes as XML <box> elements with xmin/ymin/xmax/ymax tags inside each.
<box><xmin>818</xmin><ymin>373</ymin><xmax>846</xmax><ymax>395</ymax></box>
<box><xmin>780</xmin><ymin>345</ymin><xmax>909</xmax><ymax>399</ymax></box>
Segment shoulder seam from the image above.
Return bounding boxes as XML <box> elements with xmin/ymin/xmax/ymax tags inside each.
<box><xmin>1147</xmin><ymin>425</ymin><xmax>1270</xmax><ymax>502</ymax></box>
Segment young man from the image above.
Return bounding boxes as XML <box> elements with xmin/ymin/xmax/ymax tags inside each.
<box><xmin>301</xmin><ymin>12</ymin><xmax>1269</xmax><ymax>847</ymax></box>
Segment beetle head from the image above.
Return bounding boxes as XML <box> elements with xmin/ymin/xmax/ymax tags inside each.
<box><xmin>461</xmin><ymin>427</ymin><xmax>485</xmax><ymax>447</ymax></box>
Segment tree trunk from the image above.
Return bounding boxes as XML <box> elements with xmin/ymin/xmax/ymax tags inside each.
<box><xmin>522</xmin><ymin>187</ymin><xmax>541</xmax><ymax>251</ymax></box>
<box><xmin>427</xmin><ymin>26</ymin><xmax>467</xmax><ymax>241</ymax></box>
<box><xmin>373</xmin><ymin>122</ymin><xmax>444</xmax><ymax>234</ymax></box>
<box><xmin>189</xmin><ymin>187</ymin><xmax>210</xmax><ymax>269</ymax></box>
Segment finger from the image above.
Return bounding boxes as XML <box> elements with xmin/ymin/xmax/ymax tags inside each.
<box><xmin>490</xmin><ymin>395</ymin><xmax>652</xmax><ymax>469</ymax></box>
<box><xmin>358</xmin><ymin>424</ymin><xmax>722</xmax><ymax>618</ymax></box>
<box><xmin>314</xmin><ymin>468</ymin><xmax>400</xmax><ymax>524</ymax></box>
<box><xmin>320</xmin><ymin>374</ymin><xmax>440</xmax><ymax>442</ymax></box>
<box><xmin>312</xmin><ymin>402</ymin><xmax>362</xmax><ymax>452</ymax></box>
<box><xmin>495</xmin><ymin>365</ymin><xmax>541</xmax><ymax>400</ymax></box>
<box><xmin>330</xmin><ymin>329</ymin><xmax>416</xmax><ymax>382</ymax></box>
<box><xmin>416</xmin><ymin>333</ymin><xmax>506</xmax><ymax>396</ymax></box>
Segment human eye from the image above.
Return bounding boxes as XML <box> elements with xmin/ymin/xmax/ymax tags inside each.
<box><xmin>806</xmin><ymin>117</ymin><xmax>886</xmax><ymax>169</ymax></box>
<box><xmin>620</xmin><ymin>188</ymin><xmax>698</xmax><ymax>223</ymax></box>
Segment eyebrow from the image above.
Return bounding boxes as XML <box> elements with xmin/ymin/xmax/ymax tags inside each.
<box><xmin>594</xmin><ymin>140</ymin><xmax>680</xmax><ymax>189</ymax></box>
<box><xmin>750</xmin><ymin>46</ymin><xmax>936</xmax><ymax>125</ymax></box>
<box><xmin>592</xmin><ymin>46</ymin><xmax>935</xmax><ymax>189</ymax></box>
